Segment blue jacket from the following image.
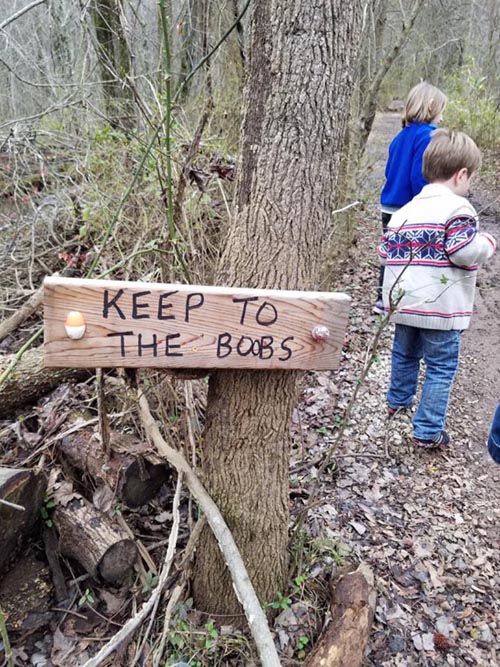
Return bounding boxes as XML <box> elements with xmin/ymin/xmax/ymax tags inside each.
<box><xmin>488</xmin><ymin>403</ymin><xmax>500</xmax><ymax>464</ymax></box>
<box><xmin>381</xmin><ymin>122</ymin><xmax>437</xmax><ymax>208</ymax></box>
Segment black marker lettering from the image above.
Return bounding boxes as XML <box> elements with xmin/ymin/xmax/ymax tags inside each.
<box><xmin>217</xmin><ymin>332</ymin><xmax>232</xmax><ymax>358</ymax></box>
<box><xmin>103</xmin><ymin>289</ymin><xmax>126</xmax><ymax>319</ymax></box>
<box><xmin>165</xmin><ymin>333</ymin><xmax>183</xmax><ymax>356</ymax></box>
<box><xmin>236</xmin><ymin>336</ymin><xmax>254</xmax><ymax>356</ymax></box>
<box><xmin>185</xmin><ymin>292</ymin><xmax>204</xmax><ymax>322</ymax></box>
<box><xmin>132</xmin><ymin>290</ymin><xmax>151</xmax><ymax>319</ymax></box>
<box><xmin>260</xmin><ymin>336</ymin><xmax>274</xmax><ymax>359</ymax></box>
<box><xmin>157</xmin><ymin>291</ymin><xmax>178</xmax><ymax>320</ymax></box>
<box><xmin>256</xmin><ymin>301</ymin><xmax>278</xmax><ymax>326</ymax></box>
<box><xmin>107</xmin><ymin>331</ymin><xmax>134</xmax><ymax>356</ymax></box>
<box><xmin>232</xmin><ymin>296</ymin><xmax>258</xmax><ymax>325</ymax></box>
<box><xmin>138</xmin><ymin>333</ymin><xmax>158</xmax><ymax>357</ymax></box>
<box><xmin>278</xmin><ymin>336</ymin><xmax>294</xmax><ymax>361</ymax></box>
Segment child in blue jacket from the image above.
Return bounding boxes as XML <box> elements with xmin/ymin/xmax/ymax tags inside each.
<box><xmin>488</xmin><ymin>404</ymin><xmax>500</xmax><ymax>463</ymax></box>
<box><xmin>374</xmin><ymin>81</ymin><xmax>448</xmax><ymax>314</ymax></box>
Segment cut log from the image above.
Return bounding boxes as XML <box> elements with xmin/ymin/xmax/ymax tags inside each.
<box><xmin>59</xmin><ymin>428</ymin><xmax>171</xmax><ymax>508</ymax></box>
<box><xmin>54</xmin><ymin>493</ymin><xmax>137</xmax><ymax>583</ymax></box>
<box><xmin>305</xmin><ymin>563</ymin><xmax>376</xmax><ymax>667</ymax></box>
<box><xmin>0</xmin><ymin>467</ymin><xmax>47</xmax><ymax>574</ymax></box>
<box><xmin>0</xmin><ymin>347</ymin><xmax>91</xmax><ymax>419</ymax></box>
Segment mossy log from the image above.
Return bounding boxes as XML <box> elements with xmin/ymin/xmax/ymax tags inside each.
<box><xmin>55</xmin><ymin>493</ymin><xmax>137</xmax><ymax>583</ymax></box>
<box><xmin>0</xmin><ymin>347</ymin><xmax>91</xmax><ymax>419</ymax></box>
<box><xmin>0</xmin><ymin>467</ymin><xmax>47</xmax><ymax>574</ymax></box>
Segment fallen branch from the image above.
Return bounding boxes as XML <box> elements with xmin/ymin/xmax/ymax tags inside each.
<box><xmin>0</xmin><ymin>346</ymin><xmax>91</xmax><ymax>418</ymax></box>
<box><xmin>0</xmin><ymin>285</ymin><xmax>44</xmax><ymax>343</ymax></box>
<box><xmin>79</xmin><ymin>472</ymin><xmax>183</xmax><ymax>667</ymax></box>
<box><xmin>138</xmin><ymin>393</ymin><xmax>281</xmax><ymax>667</ymax></box>
<box><xmin>305</xmin><ymin>563</ymin><xmax>376</xmax><ymax>667</ymax></box>
<box><xmin>0</xmin><ymin>0</ymin><xmax>47</xmax><ymax>32</ymax></box>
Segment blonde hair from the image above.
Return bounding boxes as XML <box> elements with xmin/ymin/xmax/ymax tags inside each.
<box><xmin>423</xmin><ymin>128</ymin><xmax>482</xmax><ymax>182</ymax></box>
<box><xmin>402</xmin><ymin>81</ymin><xmax>448</xmax><ymax>127</ymax></box>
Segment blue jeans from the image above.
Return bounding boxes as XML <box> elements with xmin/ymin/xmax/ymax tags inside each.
<box><xmin>487</xmin><ymin>403</ymin><xmax>500</xmax><ymax>464</ymax></box>
<box><xmin>388</xmin><ymin>324</ymin><xmax>461</xmax><ymax>440</ymax></box>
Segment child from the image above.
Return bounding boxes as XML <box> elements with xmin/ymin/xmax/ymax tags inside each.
<box><xmin>373</xmin><ymin>81</ymin><xmax>448</xmax><ymax>314</ymax></box>
<box><xmin>487</xmin><ymin>404</ymin><xmax>500</xmax><ymax>463</ymax></box>
<box><xmin>379</xmin><ymin>128</ymin><xmax>496</xmax><ymax>449</ymax></box>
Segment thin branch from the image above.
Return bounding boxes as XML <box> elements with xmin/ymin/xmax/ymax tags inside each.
<box><xmin>137</xmin><ymin>393</ymin><xmax>281</xmax><ymax>667</ymax></box>
<box><xmin>0</xmin><ymin>284</ymin><xmax>43</xmax><ymax>343</ymax></box>
<box><xmin>0</xmin><ymin>0</ymin><xmax>47</xmax><ymax>32</ymax></box>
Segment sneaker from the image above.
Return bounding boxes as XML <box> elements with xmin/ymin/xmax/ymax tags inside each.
<box><xmin>387</xmin><ymin>404</ymin><xmax>410</xmax><ymax>416</ymax></box>
<box><xmin>372</xmin><ymin>300</ymin><xmax>385</xmax><ymax>315</ymax></box>
<box><xmin>413</xmin><ymin>430</ymin><xmax>450</xmax><ymax>449</ymax></box>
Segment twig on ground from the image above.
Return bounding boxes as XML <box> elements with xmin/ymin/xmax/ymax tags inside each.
<box><xmin>154</xmin><ymin>582</ymin><xmax>185</xmax><ymax>667</ymax></box>
<box><xmin>0</xmin><ymin>498</ymin><xmax>25</xmax><ymax>511</ymax></box>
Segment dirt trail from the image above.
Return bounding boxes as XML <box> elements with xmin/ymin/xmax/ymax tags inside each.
<box><xmin>306</xmin><ymin>112</ymin><xmax>500</xmax><ymax>667</ymax></box>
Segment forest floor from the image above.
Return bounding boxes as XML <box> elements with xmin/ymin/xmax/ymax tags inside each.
<box><xmin>292</xmin><ymin>112</ymin><xmax>500</xmax><ymax>667</ymax></box>
<box><xmin>0</xmin><ymin>112</ymin><xmax>499</xmax><ymax>667</ymax></box>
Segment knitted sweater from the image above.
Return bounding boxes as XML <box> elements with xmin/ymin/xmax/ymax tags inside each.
<box><xmin>379</xmin><ymin>183</ymin><xmax>496</xmax><ymax>330</ymax></box>
<box><xmin>381</xmin><ymin>122</ymin><xmax>436</xmax><ymax>209</ymax></box>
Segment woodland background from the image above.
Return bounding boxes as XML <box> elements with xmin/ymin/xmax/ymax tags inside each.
<box><xmin>0</xmin><ymin>1</ymin><xmax>499</xmax><ymax>666</ymax></box>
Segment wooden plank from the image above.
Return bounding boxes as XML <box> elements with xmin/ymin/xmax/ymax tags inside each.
<box><xmin>43</xmin><ymin>277</ymin><xmax>351</xmax><ymax>370</ymax></box>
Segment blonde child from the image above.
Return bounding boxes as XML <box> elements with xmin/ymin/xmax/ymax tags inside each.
<box><xmin>374</xmin><ymin>81</ymin><xmax>448</xmax><ymax>314</ymax></box>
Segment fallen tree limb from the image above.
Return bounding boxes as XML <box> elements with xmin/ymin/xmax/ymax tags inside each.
<box><xmin>305</xmin><ymin>563</ymin><xmax>376</xmax><ymax>667</ymax></box>
<box><xmin>0</xmin><ymin>0</ymin><xmax>47</xmax><ymax>32</ymax></box>
<box><xmin>0</xmin><ymin>285</ymin><xmax>44</xmax><ymax>343</ymax></box>
<box><xmin>0</xmin><ymin>347</ymin><xmax>91</xmax><ymax>418</ymax></box>
<box><xmin>59</xmin><ymin>427</ymin><xmax>170</xmax><ymax>508</ymax></box>
<box><xmin>138</xmin><ymin>393</ymin><xmax>281</xmax><ymax>667</ymax></box>
<box><xmin>54</xmin><ymin>490</ymin><xmax>137</xmax><ymax>584</ymax></box>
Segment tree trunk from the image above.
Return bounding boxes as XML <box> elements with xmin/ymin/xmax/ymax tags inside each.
<box><xmin>0</xmin><ymin>467</ymin><xmax>47</xmax><ymax>573</ymax></box>
<box><xmin>0</xmin><ymin>348</ymin><xmax>91</xmax><ymax>419</ymax></box>
<box><xmin>91</xmin><ymin>0</ymin><xmax>133</xmax><ymax>127</ymax></box>
<box><xmin>192</xmin><ymin>0</ymin><xmax>363</xmax><ymax>617</ymax></box>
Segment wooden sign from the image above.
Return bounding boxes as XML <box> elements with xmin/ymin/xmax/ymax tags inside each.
<box><xmin>43</xmin><ymin>277</ymin><xmax>351</xmax><ymax>370</ymax></box>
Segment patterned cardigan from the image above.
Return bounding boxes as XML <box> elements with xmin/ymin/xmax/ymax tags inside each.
<box><xmin>379</xmin><ymin>183</ymin><xmax>496</xmax><ymax>330</ymax></box>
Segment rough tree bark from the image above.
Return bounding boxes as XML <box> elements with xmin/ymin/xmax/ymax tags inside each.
<box><xmin>192</xmin><ymin>0</ymin><xmax>363</xmax><ymax>617</ymax></box>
